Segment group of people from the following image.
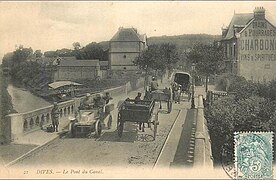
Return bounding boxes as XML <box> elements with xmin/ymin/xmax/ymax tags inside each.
<box><xmin>49</xmin><ymin>92</ymin><xmax>113</xmax><ymax>133</ymax></box>
<box><xmin>81</xmin><ymin>92</ymin><xmax>113</xmax><ymax>110</ymax></box>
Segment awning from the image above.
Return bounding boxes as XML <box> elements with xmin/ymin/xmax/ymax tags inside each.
<box><xmin>48</xmin><ymin>81</ymin><xmax>83</xmax><ymax>89</ymax></box>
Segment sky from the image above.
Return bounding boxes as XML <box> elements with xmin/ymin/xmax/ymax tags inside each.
<box><xmin>1</xmin><ymin>1</ymin><xmax>276</xmax><ymax>62</ymax></box>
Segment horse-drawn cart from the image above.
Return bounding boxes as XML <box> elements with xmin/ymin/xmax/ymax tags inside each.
<box><xmin>145</xmin><ymin>88</ymin><xmax>172</xmax><ymax>113</ymax></box>
<box><xmin>117</xmin><ymin>99</ymin><xmax>159</xmax><ymax>140</ymax></box>
<box><xmin>171</xmin><ymin>72</ymin><xmax>192</xmax><ymax>102</ymax></box>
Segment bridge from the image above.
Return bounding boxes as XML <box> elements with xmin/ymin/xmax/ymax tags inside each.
<box><xmin>1</xmin><ymin>77</ymin><xmax>216</xmax><ymax>177</ymax></box>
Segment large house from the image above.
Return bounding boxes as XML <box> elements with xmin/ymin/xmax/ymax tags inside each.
<box><xmin>109</xmin><ymin>27</ymin><xmax>147</xmax><ymax>71</ymax></box>
<box><xmin>220</xmin><ymin>7</ymin><xmax>276</xmax><ymax>82</ymax></box>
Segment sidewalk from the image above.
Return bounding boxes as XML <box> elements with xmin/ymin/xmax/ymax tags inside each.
<box><xmin>13</xmin><ymin>116</ymin><xmax>70</xmax><ymax>146</ymax></box>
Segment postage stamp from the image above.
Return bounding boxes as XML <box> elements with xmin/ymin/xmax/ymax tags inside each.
<box><xmin>234</xmin><ymin>132</ymin><xmax>273</xmax><ymax>179</ymax></box>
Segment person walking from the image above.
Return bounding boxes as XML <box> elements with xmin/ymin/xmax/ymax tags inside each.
<box><xmin>51</xmin><ymin>102</ymin><xmax>60</xmax><ymax>132</ymax></box>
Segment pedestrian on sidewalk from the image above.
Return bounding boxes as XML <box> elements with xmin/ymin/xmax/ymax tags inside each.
<box><xmin>51</xmin><ymin>102</ymin><xmax>60</xmax><ymax>132</ymax></box>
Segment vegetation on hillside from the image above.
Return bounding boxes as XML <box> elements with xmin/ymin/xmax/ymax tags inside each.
<box><xmin>148</xmin><ymin>34</ymin><xmax>220</xmax><ymax>49</ymax></box>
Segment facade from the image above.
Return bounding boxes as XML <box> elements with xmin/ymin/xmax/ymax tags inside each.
<box><xmin>54</xmin><ymin>59</ymin><xmax>100</xmax><ymax>81</ymax></box>
<box><xmin>109</xmin><ymin>27</ymin><xmax>147</xmax><ymax>71</ymax></box>
<box><xmin>220</xmin><ymin>7</ymin><xmax>276</xmax><ymax>82</ymax></box>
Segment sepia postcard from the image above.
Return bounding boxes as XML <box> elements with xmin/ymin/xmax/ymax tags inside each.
<box><xmin>1</xmin><ymin>1</ymin><xmax>276</xmax><ymax>179</ymax></box>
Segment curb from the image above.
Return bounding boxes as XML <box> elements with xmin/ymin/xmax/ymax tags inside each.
<box><xmin>153</xmin><ymin>109</ymin><xmax>182</xmax><ymax>168</ymax></box>
<box><xmin>5</xmin><ymin>132</ymin><xmax>64</xmax><ymax>168</ymax></box>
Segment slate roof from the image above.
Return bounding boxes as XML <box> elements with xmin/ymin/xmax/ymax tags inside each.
<box><xmin>223</xmin><ymin>13</ymin><xmax>254</xmax><ymax>40</ymax></box>
<box><xmin>110</xmin><ymin>28</ymin><xmax>143</xmax><ymax>42</ymax></box>
<box><xmin>58</xmin><ymin>59</ymin><xmax>100</xmax><ymax>67</ymax></box>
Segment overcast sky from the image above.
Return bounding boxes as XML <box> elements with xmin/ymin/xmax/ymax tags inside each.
<box><xmin>1</xmin><ymin>1</ymin><xmax>276</xmax><ymax>61</ymax></box>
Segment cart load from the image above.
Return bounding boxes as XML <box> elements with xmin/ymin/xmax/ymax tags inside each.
<box><xmin>117</xmin><ymin>99</ymin><xmax>159</xmax><ymax>140</ymax></box>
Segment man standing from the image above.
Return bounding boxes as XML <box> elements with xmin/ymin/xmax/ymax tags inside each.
<box><xmin>150</xmin><ymin>76</ymin><xmax>159</xmax><ymax>92</ymax></box>
<box><xmin>51</xmin><ymin>102</ymin><xmax>60</xmax><ymax>132</ymax></box>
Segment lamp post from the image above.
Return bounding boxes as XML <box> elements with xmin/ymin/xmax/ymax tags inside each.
<box><xmin>191</xmin><ymin>63</ymin><xmax>196</xmax><ymax>109</ymax></box>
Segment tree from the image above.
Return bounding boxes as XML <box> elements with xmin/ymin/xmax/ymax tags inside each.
<box><xmin>133</xmin><ymin>44</ymin><xmax>161</xmax><ymax>89</ymax></box>
<box><xmin>72</xmin><ymin>42</ymin><xmax>81</xmax><ymax>50</ymax></box>
<box><xmin>159</xmin><ymin>43</ymin><xmax>179</xmax><ymax>78</ymax></box>
<box><xmin>44</xmin><ymin>51</ymin><xmax>57</xmax><ymax>57</ymax></box>
<box><xmin>187</xmin><ymin>43</ymin><xmax>224</xmax><ymax>92</ymax></box>
<box><xmin>34</xmin><ymin>50</ymin><xmax>43</xmax><ymax>58</ymax></box>
<box><xmin>82</xmin><ymin>42</ymin><xmax>105</xmax><ymax>60</ymax></box>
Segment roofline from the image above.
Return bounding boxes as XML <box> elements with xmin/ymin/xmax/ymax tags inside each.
<box><xmin>110</xmin><ymin>27</ymin><xmax>144</xmax><ymax>42</ymax></box>
<box><xmin>238</xmin><ymin>18</ymin><xmax>255</xmax><ymax>34</ymax></box>
<box><xmin>239</xmin><ymin>18</ymin><xmax>276</xmax><ymax>35</ymax></box>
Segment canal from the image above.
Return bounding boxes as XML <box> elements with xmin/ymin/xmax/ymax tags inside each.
<box><xmin>7</xmin><ymin>84</ymin><xmax>51</xmax><ymax>113</ymax></box>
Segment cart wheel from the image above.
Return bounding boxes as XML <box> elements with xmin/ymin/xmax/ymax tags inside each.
<box><xmin>95</xmin><ymin>120</ymin><xmax>102</xmax><ymax>138</ymax></box>
<box><xmin>117</xmin><ymin>121</ymin><xmax>124</xmax><ymax>138</ymax></box>
<box><xmin>107</xmin><ymin>115</ymin><xmax>112</xmax><ymax>129</ymax></box>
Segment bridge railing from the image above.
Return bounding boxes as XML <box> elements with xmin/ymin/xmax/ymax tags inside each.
<box><xmin>206</xmin><ymin>90</ymin><xmax>228</xmax><ymax>106</ymax></box>
<box><xmin>3</xmin><ymin>77</ymin><xmax>145</xmax><ymax>143</ymax></box>
<box><xmin>193</xmin><ymin>94</ymin><xmax>213</xmax><ymax>168</ymax></box>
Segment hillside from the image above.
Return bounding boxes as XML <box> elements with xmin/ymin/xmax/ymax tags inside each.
<box><xmin>147</xmin><ymin>34</ymin><xmax>221</xmax><ymax>49</ymax></box>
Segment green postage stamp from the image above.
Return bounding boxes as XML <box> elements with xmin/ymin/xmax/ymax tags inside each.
<box><xmin>234</xmin><ymin>132</ymin><xmax>273</xmax><ymax>179</ymax></box>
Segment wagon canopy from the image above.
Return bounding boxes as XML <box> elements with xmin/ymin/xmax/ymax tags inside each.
<box><xmin>173</xmin><ymin>72</ymin><xmax>192</xmax><ymax>85</ymax></box>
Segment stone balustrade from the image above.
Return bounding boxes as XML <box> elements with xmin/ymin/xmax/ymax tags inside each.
<box><xmin>3</xmin><ymin>77</ymin><xmax>145</xmax><ymax>143</ymax></box>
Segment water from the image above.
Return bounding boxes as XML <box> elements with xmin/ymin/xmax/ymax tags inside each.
<box><xmin>7</xmin><ymin>84</ymin><xmax>51</xmax><ymax>113</ymax></box>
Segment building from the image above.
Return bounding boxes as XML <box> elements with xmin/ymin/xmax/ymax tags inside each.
<box><xmin>109</xmin><ymin>27</ymin><xmax>147</xmax><ymax>71</ymax></box>
<box><xmin>54</xmin><ymin>59</ymin><xmax>101</xmax><ymax>81</ymax></box>
<box><xmin>220</xmin><ymin>7</ymin><xmax>276</xmax><ymax>82</ymax></box>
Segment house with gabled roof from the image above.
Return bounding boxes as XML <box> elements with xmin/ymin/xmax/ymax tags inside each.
<box><xmin>220</xmin><ymin>7</ymin><xmax>276</xmax><ymax>82</ymax></box>
<box><xmin>109</xmin><ymin>27</ymin><xmax>147</xmax><ymax>71</ymax></box>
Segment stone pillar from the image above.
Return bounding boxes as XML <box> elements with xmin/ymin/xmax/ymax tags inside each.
<box><xmin>5</xmin><ymin>113</ymin><xmax>23</xmax><ymax>143</ymax></box>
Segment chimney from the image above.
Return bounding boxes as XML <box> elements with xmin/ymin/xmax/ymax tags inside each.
<box><xmin>254</xmin><ymin>7</ymin><xmax>265</xmax><ymax>20</ymax></box>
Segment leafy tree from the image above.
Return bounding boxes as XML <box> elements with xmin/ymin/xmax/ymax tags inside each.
<box><xmin>82</xmin><ymin>42</ymin><xmax>105</xmax><ymax>60</ymax></box>
<box><xmin>133</xmin><ymin>44</ymin><xmax>160</xmax><ymax>89</ymax></box>
<box><xmin>34</xmin><ymin>50</ymin><xmax>43</xmax><ymax>58</ymax></box>
<box><xmin>44</xmin><ymin>51</ymin><xmax>57</xmax><ymax>57</ymax></box>
<box><xmin>72</xmin><ymin>42</ymin><xmax>81</xmax><ymax>50</ymax></box>
<box><xmin>187</xmin><ymin>43</ymin><xmax>224</xmax><ymax>92</ymax></box>
<box><xmin>159</xmin><ymin>43</ymin><xmax>179</xmax><ymax>78</ymax></box>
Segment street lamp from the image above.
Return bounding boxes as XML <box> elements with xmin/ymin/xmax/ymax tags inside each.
<box><xmin>191</xmin><ymin>63</ymin><xmax>196</xmax><ymax>109</ymax></box>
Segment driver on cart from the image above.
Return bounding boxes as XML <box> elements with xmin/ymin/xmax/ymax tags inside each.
<box><xmin>150</xmin><ymin>76</ymin><xmax>159</xmax><ymax>92</ymax></box>
<box><xmin>103</xmin><ymin>92</ymin><xmax>113</xmax><ymax>104</ymax></box>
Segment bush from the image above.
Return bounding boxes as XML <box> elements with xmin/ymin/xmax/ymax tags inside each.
<box><xmin>207</xmin><ymin>75</ymin><xmax>276</xmax><ymax>164</ymax></box>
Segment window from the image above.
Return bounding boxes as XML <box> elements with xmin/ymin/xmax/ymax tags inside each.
<box><xmin>123</xmin><ymin>55</ymin><xmax>126</xmax><ymax>59</ymax></box>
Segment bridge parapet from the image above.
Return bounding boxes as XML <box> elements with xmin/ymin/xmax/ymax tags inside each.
<box><xmin>193</xmin><ymin>94</ymin><xmax>213</xmax><ymax>168</ymax></box>
<box><xmin>3</xmin><ymin>77</ymin><xmax>145</xmax><ymax>144</ymax></box>
<box><xmin>5</xmin><ymin>100</ymin><xmax>75</xmax><ymax>143</ymax></box>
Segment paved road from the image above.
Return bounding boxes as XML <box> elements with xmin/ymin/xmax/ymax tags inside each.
<box><xmin>10</xmin><ymin>79</ymin><xmax>197</xmax><ymax>171</ymax></box>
